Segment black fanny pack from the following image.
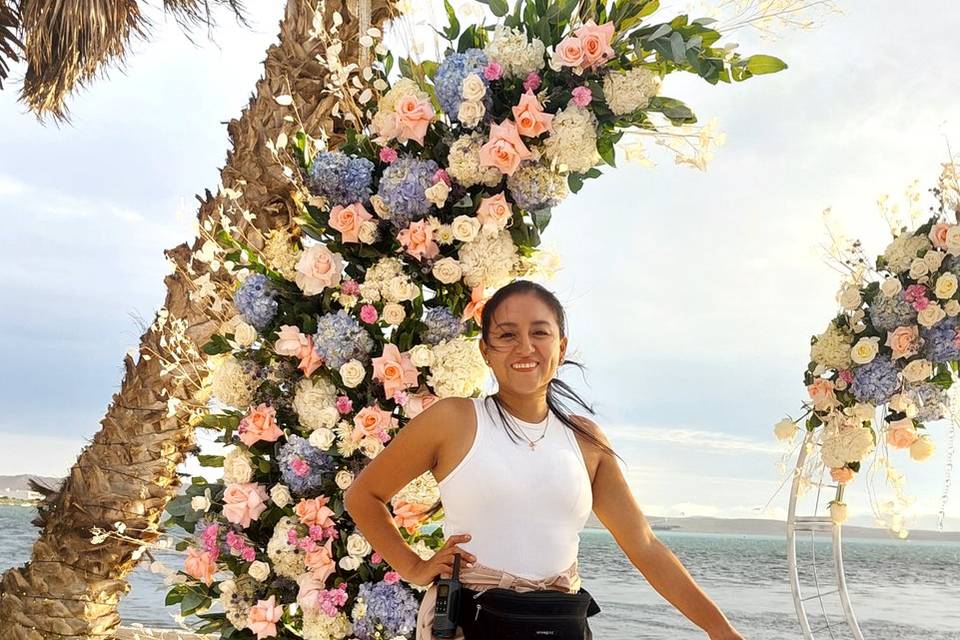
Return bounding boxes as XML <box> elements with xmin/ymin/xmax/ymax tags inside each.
<box><xmin>458</xmin><ymin>586</ymin><xmax>601</xmax><ymax>640</ymax></box>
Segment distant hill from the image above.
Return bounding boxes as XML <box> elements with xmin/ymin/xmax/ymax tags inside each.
<box><xmin>0</xmin><ymin>475</ymin><xmax>62</xmax><ymax>496</ymax></box>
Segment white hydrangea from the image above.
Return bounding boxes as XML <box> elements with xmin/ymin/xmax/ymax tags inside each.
<box><xmin>543</xmin><ymin>105</ymin><xmax>599</xmax><ymax>173</ymax></box>
<box><xmin>359</xmin><ymin>257</ymin><xmax>419</xmax><ymax>304</ymax></box>
<box><xmin>883</xmin><ymin>233</ymin><xmax>932</xmax><ymax>273</ymax></box>
<box><xmin>266</xmin><ymin>516</ymin><xmax>306</xmax><ymax>579</ymax></box>
<box><xmin>293</xmin><ymin>377</ymin><xmax>339</xmax><ymax>431</ymax></box>
<box><xmin>209</xmin><ymin>355</ymin><xmax>255</xmax><ymax>409</ymax></box>
<box><xmin>447</xmin><ymin>133</ymin><xmax>503</xmax><ymax>188</ymax></box>
<box><xmin>458</xmin><ymin>229</ymin><xmax>520</xmax><ymax>289</ymax></box>
<box><xmin>262</xmin><ymin>228</ymin><xmax>301</xmax><ymax>279</ymax></box>
<box><xmin>393</xmin><ymin>471</ymin><xmax>441</xmax><ymax>507</ymax></box>
<box><xmin>821</xmin><ymin>426</ymin><xmax>876</xmax><ymax>468</ymax></box>
<box><xmin>219</xmin><ymin>577</ymin><xmax>257</xmax><ymax>631</ymax></box>
<box><xmin>603</xmin><ymin>67</ymin><xmax>661</xmax><ymax>115</ymax></box>
<box><xmin>483</xmin><ymin>25</ymin><xmax>546</xmax><ymax>78</ymax></box>
<box><xmin>302</xmin><ymin>610</ymin><xmax>353</xmax><ymax>640</ymax></box>
<box><xmin>810</xmin><ymin>321</ymin><xmax>854</xmax><ymax>370</ymax></box>
<box><xmin>427</xmin><ymin>337</ymin><xmax>488</xmax><ymax>398</ymax></box>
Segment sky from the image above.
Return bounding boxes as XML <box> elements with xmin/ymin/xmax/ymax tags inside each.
<box><xmin>0</xmin><ymin>0</ymin><xmax>958</xmax><ymax>531</ymax></box>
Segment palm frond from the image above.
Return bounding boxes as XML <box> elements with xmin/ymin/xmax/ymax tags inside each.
<box><xmin>162</xmin><ymin>0</ymin><xmax>247</xmax><ymax>30</ymax></box>
<box><xmin>0</xmin><ymin>0</ymin><xmax>23</xmax><ymax>89</ymax></box>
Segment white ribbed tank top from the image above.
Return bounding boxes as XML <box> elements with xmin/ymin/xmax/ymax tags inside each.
<box><xmin>437</xmin><ymin>396</ymin><xmax>593</xmax><ymax>580</ymax></box>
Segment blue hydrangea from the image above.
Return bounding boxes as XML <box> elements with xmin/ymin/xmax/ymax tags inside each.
<box><xmin>945</xmin><ymin>255</ymin><xmax>960</xmax><ymax>279</ymax></box>
<box><xmin>308</xmin><ymin>151</ymin><xmax>375</xmax><ymax>207</ymax></box>
<box><xmin>921</xmin><ymin>318</ymin><xmax>960</xmax><ymax>363</ymax></box>
<box><xmin>233</xmin><ymin>274</ymin><xmax>278</xmax><ymax>330</ymax></box>
<box><xmin>353</xmin><ymin>581</ymin><xmax>420</xmax><ymax>640</ymax></box>
<box><xmin>433</xmin><ymin>48</ymin><xmax>490</xmax><ymax>120</ymax></box>
<box><xmin>278</xmin><ymin>434</ymin><xmax>334</xmax><ymax>495</ymax></box>
<box><xmin>851</xmin><ymin>355</ymin><xmax>900</xmax><ymax>405</ymax></box>
<box><xmin>313</xmin><ymin>310</ymin><xmax>375</xmax><ymax>369</ymax></box>
<box><xmin>869</xmin><ymin>291</ymin><xmax>917</xmax><ymax>331</ymax></box>
<box><xmin>905</xmin><ymin>382</ymin><xmax>947</xmax><ymax>422</ymax></box>
<box><xmin>506</xmin><ymin>162</ymin><xmax>568</xmax><ymax>212</ymax></box>
<box><xmin>421</xmin><ymin>306</ymin><xmax>464</xmax><ymax>345</ymax></box>
<box><xmin>377</xmin><ymin>156</ymin><xmax>439</xmax><ymax>228</ymax></box>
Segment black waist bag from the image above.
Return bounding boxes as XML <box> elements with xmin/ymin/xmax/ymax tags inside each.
<box><xmin>458</xmin><ymin>586</ymin><xmax>601</xmax><ymax>640</ymax></box>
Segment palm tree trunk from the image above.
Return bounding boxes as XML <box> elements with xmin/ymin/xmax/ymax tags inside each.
<box><xmin>0</xmin><ymin>1</ymin><xmax>395</xmax><ymax>638</ymax></box>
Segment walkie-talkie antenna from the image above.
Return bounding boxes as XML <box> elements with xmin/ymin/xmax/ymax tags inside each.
<box><xmin>452</xmin><ymin>552</ymin><xmax>461</xmax><ymax>579</ymax></box>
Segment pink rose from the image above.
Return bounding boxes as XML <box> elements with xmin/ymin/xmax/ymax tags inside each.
<box><xmin>397</xmin><ymin>219</ymin><xmax>440</xmax><ymax>261</ymax></box>
<box><xmin>479</xmin><ymin>119</ymin><xmax>532</xmax><ymax>175</ymax></box>
<box><xmin>886</xmin><ymin>418</ymin><xmax>919</xmax><ymax>449</ymax></box>
<box><xmin>296</xmin><ymin>496</ymin><xmax>336</xmax><ymax>528</ymax></box>
<box><xmin>885</xmin><ymin>325</ymin><xmax>920</xmax><ymax>359</ymax></box>
<box><xmin>484</xmin><ymin>61</ymin><xmax>503</xmax><ymax>81</ymax></box>
<box><xmin>395</xmin><ymin>94</ymin><xmax>435</xmax><ymax>145</ymax></box>
<box><xmin>512</xmin><ymin>91</ymin><xmax>554</xmax><ymax>138</ymax></box>
<box><xmin>462</xmin><ymin>285</ymin><xmax>488</xmax><ymax>326</ymax></box>
<box><xmin>352</xmin><ymin>404</ymin><xmax>396</xmax><ymax>443</ymax></box>
<box><xmin>806</xmin><ymin>378</ymin><xmax>837</xmax><ymax>411</ymax></box>
<box><xmin>341</xmin><ymin>279</ymin><xmax>360</xmax><ymax>295</ymax></box>
<box><xmin>371</xmin><ymin>551</ymin><xmax>382</xmax><ymax>564</ymax></box>
<box><xmin>336</xmin><ymin>395</ymin><xmax>353</xmax><ymax>414</ymax></box>
<box><xmin>555</xmin><ymin>35</ymin><xmax>585</xmax><ymax>68</ymax></box>
<box><xmin>929</xmin><ymin>223</ymin><xmax>950</xmax><ymax>249</ymax></box>
<box><xmin>222</xmin><ymin>483</ymin><xmax>269</xmax><ymax>529</ymax></box>
<box><xmin>296</xmin><ymin>572</ymin><xmax>330</xmax><ymax>613</ymax></box>
<box><xmin>360</xmin><ymin>304</ymin><xmax>379</xmax><ymax>324</ymax></box>
<box><xmin>274</xmin><ymin>325</ymin><xmax>310</xmax><ymax>357</ymax></box>
<box><xmin>433</xmin><ymin>168</ymin><xmax>451</xmax><ymax>186</ymax></box>
<box><xmin>184</xmin><ymin>547</ymin><xmax>216</xmax><ymax>586</ymax></box>
<box><xmin>238</xmin><ymin>403</ymin><xmax>283</xmax><ymax>447</ymax></box>
<box><xmin>247</xmin><ymin>596</ymin><xmax>283</xmax><ymax>640</ymax></box>
<box><xmin>830</xmin><ymin>467</ymin><xmax>855</xmax><ymax>484</ymax></box>
<box><xmin>297</xmin><ymin>336</ymin><xmax>323</xmax><ymax>377</ymax></box>
<box><xmin>523</xmin><ymin>72</ymin><xmax>541</xmax><ymax>92</ymax></box>
<box><xmin>575</xmin><ymin>20</ymin><xmax>615</xmax><ymax>68</ymax></box>
<box><xmin>571</xmin><ymin>86</ymin><xmax>593</xmax><ymax>107</ymax></box>
<box><xmin>392</xmin><ymin>499</ymin><xmax>430</xmax><ymax>534</ymax></box>
<box><xmin>304</xmin><ymin>538</ymin><xmax>337</xmax><ymax>585</ymax></box>
<box><xmin>372</xmin><ymin>343</ymin><xmax>420</xmax><ymax>399</ymax></box>
<box><xmin>379</xmin><ymin>147</ymin><xmax>398</xmax><ymax>163</ymax></box>
<box><xmin>384</xmin><ymin>571</ymin><xmax>401</xmax><ymax>584</ymax></box>
<box><xmin>477</xmin><ymin>192</ymin><xmax>514</xmax><ymax>235</ymax></box>
<box><xmin>295</xmin><ymin>245</ymin><xmax>343</xmax><ymax>296</ymax></box>
<box><xmin>404</xmin><ymin>387</ymin><xmax>440</xmax><ymax>419</ymax></box>
<box><xmin>329</xmin><ymin>202</ymin><xmax>373</xmax><ymax>243</ymax></box>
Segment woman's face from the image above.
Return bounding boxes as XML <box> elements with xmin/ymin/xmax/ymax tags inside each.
<box><xmin>480</xmin><ymin>293</ymin><xmax>567</xmax><ymax>395</ymax></box>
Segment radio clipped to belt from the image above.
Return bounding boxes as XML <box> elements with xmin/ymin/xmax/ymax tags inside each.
<box><xmin>431</xmin><ymin>553</ymin><xmax>464</xmax><ymax>638</ymax></box>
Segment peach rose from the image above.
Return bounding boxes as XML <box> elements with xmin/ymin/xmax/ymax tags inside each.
<box><xmin>297</xmin><ymin>336</ymin><xmax>324</xmax><ymax>377</ymax></box>
<box><xmin>806</xmin><ymin>378</ymin><xmax>837</xmax><ymax>411</ymax></box>
<box><xmin>351</xmin><ymin>404</ymin><xmax>396</xmax><ymax>443</ymax></box>
<box><xmin>554</xmin><ymin>35</ymin><xmax>585</xmax><ymax>68</ymax></box>
<box><xmin>304</xmin><ymin>538</ymin><xmax>337</xmax><ymax>585</ymax></box>
<box><xmin>372</xmin><ymin>343</ymin><xmax>420</xmax><ymax>399</ymax></box>
<box><xmin>296</xmin><ymin>572</ymin><xmax>330</xmax><ymax>613</ymax></box>
<box><xmin>329</xmin><ymin>202</ymin><xmax>373</xmax><ymax>243</ymax></box>
<box><xmin>885</xmin><ymin>418</ymin><xmax>919</xmax><ymax>449</ymax></box>
<box><xmin>885</xmin><ymin>325</ymin><xmax>920</xmax><ymax>359</ymax></box>
<box><xmin>479</xmin><ymin>119</ymin><xmax>532</xmax><ymax>176</ymax></box>
<box><xmin>247</xmin><ymin>595</ymin><xmax>283</xmax><ymax>640</ymax></box>
<box><xmin>462</xmin><ymin>285</ymin><xmax>488</xmax><ymax>325</ymax></box>
<box><xmin>392</xmin><ymin>499</ymin><xmax>431</xmax><ymax>534</ymax></box>
<box><xmin>929</xmin><ymin>223</ymin><xmax>950</xmax><ymax>249</ymax></box>
<box><xmin>238</xmin><ymin>403</ymin><xmax>283</xmax><ymax>447</ymax></box>
<box><xmin>397</xmin><ymin>219</ymin><xmax>440</xmax><ymax>261</ymax></box>
<box><xmin>512</xmin><ymin>91</ymin><xmax>554</xmax><ymax>138</ymax></box>
<box><xmin>295</xmin><ymin>245</ymin><xmax>343</xmax><ymax>296</ymax></box>
<box><xmin>222</xmin><ymin>483</ymin><xmax>269</xmax><ymax>529</ymax></box>
<box><xmin>295</xmin><ymin>496</ymin><xmax>336</xmax><ymax>529</ymax></box>
<box><xmin>184</xmin><ymin>547</ymin><xmax>216</xmax><ymax>586</ymax></box>
<box><xmin>395</xmin><ymin>94</ymin><xmax>435</xmax><ymax>145</ymax></box>
<box><xmin>476</xmin><ymin>193</ymin><xmax>514</xmax><ymax>236</ymax></box>
<box><xmin>575</xmin><ymin>20</ymin><xmax>615</xmax><ymax>68</ymax></box>
<box><xmin>404</xmin><ymin>388</ymin><xmax>440</xmax><ymax>419</ymax></box>
<box><xmin>830</xmin><ymin>467</ymin><xmax>855</xmax><ymax>485</ymax></box>
<box><xmin>274</xmin><ymin>325</ymin><xmax>309</xmax><ymax>357</ymax></box>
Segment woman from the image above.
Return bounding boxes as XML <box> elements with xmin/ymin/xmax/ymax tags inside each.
<box><xmin>344</xmin><ymin>280</ymin><xmax>744</xmax><ymax>639</ymax></box>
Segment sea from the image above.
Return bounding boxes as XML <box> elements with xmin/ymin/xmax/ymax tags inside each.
<box><xmin>1</xmin><ymin>505</ymin><xmax>957</xmax><ymax>639</ymax></box>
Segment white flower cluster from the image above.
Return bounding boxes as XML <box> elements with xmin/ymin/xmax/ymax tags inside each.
<box><xmin>517</xmin><ymin>247</ymin><xmax>562</xmax><ymax>282</ymax></box>
<box><xmin>883</xmin><ymin>233</ymin><xmax>932</xmax><ymax>273</ymax></box>
<box><xmin>302</xmin><ymin>610</ymin><xmax>353</xmax><ymax>640</ymax></box>
<box><xmin>810</xmin><ymin>321</ymin><xmax>853</xmax><ymax>370</ymax></box>
<box><xmin>484</xmin><ymin>25</ymin><xmax>546</xmax><ymax>78</ymax></box>
<box><xmin>820</xmin><ymin>426</ymin><xmax>875</xmax><ymax>468</ymax></box>
<box><xmin>223</xmin><ymin>446</ymin><xmax>254</xmax><ymax>484</ymax></box>
<box><xmin>458</xmin><ymin>73</ymin><xmax>487</xmax><ymax>128</ymax></box>
<box><xmin>392</xmin><ymin>471</ymin><xmax>441</xmax><ymax>507</ymax></box>
<box><xmin>294</xmin><ymin>377</ymin><xmax>339</xmax><ymax>431</ymax></box>
<box><xmin>458</xmin><ymin>229</ymin><xmax>520</xmax><ymax>289</ymax></box>
<box><xmin>543</xmin><ymin>105</ymin><xmax>599</xmax><ymax>173</ymax></box>
<box><xmin>209</xmin><ymin>355</ymin><xmax>255</xmax><ymax>408</ymax></box>
<box><xmin>266</xmin><ymin>516</ymin><xmax>307</xmax><ymax>579</ymax></box>
<box><xmin>447</xmin><ymin>133</ymin><xmax>503</xmax><ymax>188</ymax></box>
<box><xmin>218</xmin><ymin>577</ymin><xmax>258</xmax><ymax>631</ymax></box>
<box><xmin>359</xmin><ymin>257</ymin><xmax>420</xmax><ymax>304</ymax></box>
<box><xmin>603</xmin><ymin>67</ymin><xmax>661</xmax><ymax>116</ymax></box>
<box><xmin>427</xmin><ymin>337</ymin><xmax>488</xmax><ymax>398</ymax></box>
<box><xmin>262</xmin><ymin>228</ymin><xmax>301</xmax><ymax>279</ymax></box>
<box><xmin>335</xmin><ymin>419</ymin><xmax>384</xmax><ymax>459</ymax></box>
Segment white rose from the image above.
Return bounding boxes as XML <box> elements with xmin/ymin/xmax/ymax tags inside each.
<box><xmin>360</xmin><ymin>436</ymin><xmax>385</xmax><ymax>459</ymax></box>
<box><xmin>947</xmin><ymin>226</ymin><xmax>960</xmax><ymax>255</ymax></box>
<box><xmin>451</xmin><ymin>215</ymin><xmax>481</xmax><ymax>243</ymax></box>
<box><xmin>773</xmin><ymin>418</ymin><xmax>797</xmax><ymax>441</ymax></box>
<box><xmin>461</xmin><ymin>73</ymin><xmax>487</xmax><ymax>101</ymax></box>
<box><xmin>829</xmin><ymin>501</ymin><xmax>848</xmax><ymax>525</ymax></box>
<box><xmin>270</xmin><ymin>484</ymin><xmax>292</xmax><ymax>508</ymax></box>
<box><xmin>370</xmin><ymin>194</ymin><xmax>392</xmax><ymax>219</ymax></box>
<box><xmin>340</xmin><ymin>359</ymin><xmax>367</xmax><ymax>388</ymax></box>
<box><xmin>338</xmin><ymin>555</ymin><xmax>362</xmax><ymax>571</ymax></box>
<box><xmin>850</xmin><ymin>337</ymin><xmax>880</xmax><ymax>365</ymax></box>
<box><xmin>382</xmin><ymin>302</ymin><xmax>407</xmax><ymax>326</ymax></box>
<box><xmin>432</xmin><ymin>257</ymin><xmax>463</xmax><ymax>285</ymax></box>
<box><xmin>918</xmin><ymin>304</ymin><xmax>946</xmax><ymax>328</ymax></box>
<box><xmin>924</xmin><ymin>250</ymin><xmax>946</xmax><ymax>272</ymax></box>
<box><xmin>357</xmin><ymin>220</ymin><xmax>379</xmax><ymax>244</ymax></box>
<box><xmin>233</xmin><ymin>322</ymin><xmax>258</xmax><ymax>347</ymax></box>
<box><xmin>346</xmin><ymin>533</ymin><xmax>372</xmax><ymax>557</ymax></box>
<box><xmin>309</xmin><ymin>427</ymin><xmax>336</xmax><ymax>451</ymax></box>
<box><xmin>934</xmin><ymin>272</ymin><xmax>958</xmax><ymax>299</ymax></box>
<box><xmin>908</xmin><ymin>258</ymin><xmax>929</xmax><ymax>280</ymax></box>
<box><xmin>888</xmin><ymin>394</ymin><xmax>918</xmax><ymax>418</ymax></box>
<box><xmin>880</xmin><ymin>277</ymin><xmax>903</xmax><ymax>297</ymax></box>
<box><xmin>425</xmin><ymin>182</ymin><xmax>451</xmax><ymax>208</ymax></box>
<box><xmin>947</xmin><ymin>299</ymin><xmax>960</xmax><ymax>316</ymax></box>
<box><xmin>248</xmin><ymin>561</ymin><xmax>271</xmax><ymax>582</ymax></box>
<box><xmin>335</xmin><ymin>469</ymin><xmax>355</xmax><ymax>490</ymax></box>
<box><xmin>223</xmin><ymin>447</ymin><xmax>254</xmax><ymax>484</ymax></box>
<box><xmin>849</xmin><ymin>403</ymin><xmax>876</xmax><ymax>422</ymax></box>
<box><xmin>910</xmin><ymin>435</ymin><xmax>936</xmax><ymax>461</ymax></box>
<box><xmin>838</xmin><ymin>285</ymin><xmax>862</xmax><ymax>311</ymax></box>
<box><xmin>457</xmin><ymin>99</ymin><xmax>486</xmax><ymax>128</ymax></box>
<box><xmin>901</xmin><ymin>358</ymin><xmax>933</xmax><ymax>383</ymax></box>
<box><xmin>386</xmin><ymin>276</ymin><xmax>417</xmax><ymax>303</ymax></box>
<box><xmin>408</xmin><ymin>344</ymin><xmax>434</xmax><ymax>368</ymax></box>
<box><xmin>190</xmin><ymin>494</ymin><xmax>211</xmax><ymax>513</ymax></box>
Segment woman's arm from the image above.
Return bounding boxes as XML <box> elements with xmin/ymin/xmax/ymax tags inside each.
<box><xmin>575</xmin><ymin>417</ymin><xmax>743</xmax><ymax>640</ymax></box>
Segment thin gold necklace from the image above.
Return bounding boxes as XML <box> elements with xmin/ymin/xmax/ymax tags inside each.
<box><xmin>499</xmin><ymin>399</ymin><xmax>549</xmax><ymax>450</ymax></box>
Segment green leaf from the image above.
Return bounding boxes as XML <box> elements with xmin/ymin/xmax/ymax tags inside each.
<box><xmin>647</xmin><ymin>96</ymin><xmax>697</xmax><ymax>125</ymax></box>
<box><xmin>198</xmin><ymin>455</ymin><xmax>224</xmax><ymax>468</ymax></box>
<box><xmin>201</xmin><ymin>334</ymin><xmax>232</xmax><ymax>356</ymax></box>
<box><xmin>567</xmin><ymin>173</ymin><xmax>584</xmax><ymax>194</ymax></box>
<box><xmin>744</xmin><ymin>54</ymin><xmax>788</xmax><ymax>75</ymax></box>
<box><xmin>639</xmin><ymin>0</ymin><xmax>660</xmax><ymax>18</ymax></box>
<box><xmin>531</xmin><ymin>208</ymin><xmax>552</xmax><ymax>233</ymax></box>
<box><xmin>443</xmin><ymin>0</ymin><xmax>461</xmax><ymax>40</ymax></box>
<box><xmin>478</xmin><ymin>0</ymin><xmax>509</xmax><ymax>17</ymax></box>
<box><xmin>597</xmin><ymin>137</ymin><xmax>616</xmax><ymax>167</ymax></box>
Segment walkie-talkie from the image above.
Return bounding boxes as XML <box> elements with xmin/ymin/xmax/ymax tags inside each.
<box><xmin>431</xmin><ymin>552</ymin><xmax>463</xmax><ymax>638</ymax></box>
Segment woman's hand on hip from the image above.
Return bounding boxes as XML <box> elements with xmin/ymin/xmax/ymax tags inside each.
<box><xmin>402</xmin><ymin>534</ymin><xmax>476</xmax><ymax>586</ymax></box>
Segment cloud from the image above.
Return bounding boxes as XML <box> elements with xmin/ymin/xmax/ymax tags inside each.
<box><xmin>605</xmin><ymin>423</ymin><xmax>785</xmax><ymax>455</ymax></box>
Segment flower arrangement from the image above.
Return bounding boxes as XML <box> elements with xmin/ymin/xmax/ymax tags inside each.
<box><xmin>775</xmin><ymin>158</ymin><xmax>960</xmax><ymax>534</ymax></box>
<box><xmin>160</xmin><ymin>2</ymin><xmax>785</xmax><ymax>637</ymax></box>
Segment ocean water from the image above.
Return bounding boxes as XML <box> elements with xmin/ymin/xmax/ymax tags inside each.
<box><xmin>1</xmin><ymin>505</ymin><xmax>957</xmax><ymax>638</ymax></box>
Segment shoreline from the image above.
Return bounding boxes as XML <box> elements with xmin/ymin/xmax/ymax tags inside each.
<box><xmin>115</xmin><ymin>627</ymin><xmax>211</xmax><ymax>639</ymax></box>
